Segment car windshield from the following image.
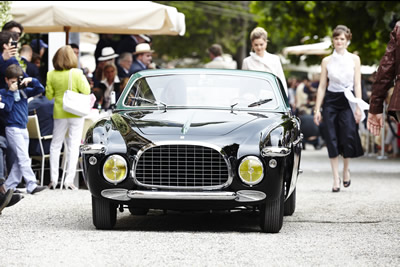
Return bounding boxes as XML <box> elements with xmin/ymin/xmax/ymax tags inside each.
<box><xmin>123</xmin><ymin>74</ymin><xmax>279</xmax><ymax>109</ymax></box>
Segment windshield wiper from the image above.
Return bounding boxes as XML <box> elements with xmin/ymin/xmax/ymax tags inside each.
<box><xmin>230</xmin><ymin>103</ymin><xmax>238</xmax><ymax>113</ymax></box>
<box><xmin>130</xmin><ymin>97</ymin><xmax>167</xmax><ymax>110</ymax></box>
<box><xmin>248</xmin><ymin>98</ymin><xmax>273</xmax><ymax>107</ymax></box>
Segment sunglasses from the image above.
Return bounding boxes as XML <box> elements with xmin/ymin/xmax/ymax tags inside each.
<box><xmin>11</xmin><ymin>31</ymin><xmax>22</xmax><ymax>38</ymax></box>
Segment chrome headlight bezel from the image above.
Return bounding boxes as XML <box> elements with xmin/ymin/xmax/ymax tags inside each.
<box><xmin>238</xmin><ymin>156</ymin><xmax>264</xmax><ymax>186</ymax></box>
<box><xmin>102</xmin><ymin>155</ymin><xmax>128</xmax><ymax>184</ymax></box>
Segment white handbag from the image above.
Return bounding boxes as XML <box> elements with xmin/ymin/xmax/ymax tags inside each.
<box><xmin>63</xmin><ymin>69</ymin><xmax>91</xmax><ymax>117</ymax></box>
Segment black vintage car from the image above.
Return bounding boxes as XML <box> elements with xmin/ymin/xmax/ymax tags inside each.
<box><xmin>80</xmin><ymin>68</ymin><xmax>302</xmax><ymax>233</ymax></box>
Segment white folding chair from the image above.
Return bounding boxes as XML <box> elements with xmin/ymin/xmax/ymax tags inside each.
<box><xmin>27</xmin><ymin>114</ymin><xmax>52</xmax><ymax>186</ymax></box>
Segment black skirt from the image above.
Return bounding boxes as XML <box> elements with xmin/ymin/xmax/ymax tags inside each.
<box><xmin>321</xmin><ymin>90</ymin><xmax>364</xmax><ymax>158</ymax></box>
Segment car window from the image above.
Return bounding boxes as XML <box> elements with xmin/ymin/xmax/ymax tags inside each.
<box><xmin>124</xmin><ymin>74</ymin><xmax>279</xmax><ymax>109</ymax></box>
<box><xmin>124</xmin><ymin>79</ymin><xmax>156</xmax><ymax>106</ymax></box>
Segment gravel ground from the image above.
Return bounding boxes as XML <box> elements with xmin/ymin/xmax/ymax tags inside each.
<box><xmin>1</xmin><ymin>147</ymin><xmax>399</xmax><ymax>266</ymax></box>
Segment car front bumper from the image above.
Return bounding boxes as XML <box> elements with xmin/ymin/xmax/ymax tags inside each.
<box><xmin>101</xmin><ymin>188</ymin><xmax>266</xmax><ymax>203</ymax></box>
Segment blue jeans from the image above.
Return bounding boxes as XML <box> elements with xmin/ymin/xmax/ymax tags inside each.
<box><xmin>4</xmin><ymin>127</ymin><xmax>38</xmax><ymax>193</ymax></box>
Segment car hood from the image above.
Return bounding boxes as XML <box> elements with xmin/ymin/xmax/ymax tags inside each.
<box><xmin>122</xmin><ymin>109</ymin><xmax>281</xmax><ymax>136</ymax></box>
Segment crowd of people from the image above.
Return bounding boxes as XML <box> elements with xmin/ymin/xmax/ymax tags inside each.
<box><xmin>0</xmin><ymin>19</ymin><xmax>399</xmax><ymax>212</ymax></box>
<box><xmin>0</xmin><ymin>21</ymin><xmax>161</xmax><ymax>213</ymax></box>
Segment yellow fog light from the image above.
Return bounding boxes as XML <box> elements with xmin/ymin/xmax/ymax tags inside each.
<box><xmin>239</xmin><ymin>156</ymin><xmax>264</xmax><ymax>185</ymax></box>
<box><xmin>103</xmin><ymin>155</ymin><xmax>128</xmax><ymax>184</ymax></box>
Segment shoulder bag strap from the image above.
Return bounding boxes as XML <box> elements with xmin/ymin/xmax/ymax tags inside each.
<box><xmin>68</xmin><ymin>69</ymin><xmax>73</xmax><ymax>91</ymax></box>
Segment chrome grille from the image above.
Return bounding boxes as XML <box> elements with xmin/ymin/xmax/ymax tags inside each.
<box><xmin>135</xmin><ymin>144</ymin><xmax>229</xmax><ymax>188</ymax></box>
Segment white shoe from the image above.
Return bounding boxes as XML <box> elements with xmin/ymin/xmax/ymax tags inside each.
<box><xmin>64</xmin><ymin>183</ymin><xmax>78</xmax><ymax>190</ymax></box>
<box><xmin>48</xmin><ymin>182</ymin><xmax>57</xmax><ymax>190</ymax></box>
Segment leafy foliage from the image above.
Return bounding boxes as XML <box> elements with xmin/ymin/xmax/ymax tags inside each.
<box><xmin>153</xmin><ymin>1</ymin><xmax>257</xmax><ymax>67</ymax></box>
<box><xmin>0</xmin><ymin>1</ymin><xmax>12</xmax><ymax>29</ymax></box>
<box><xmin>251</xmin><ymin>1</ymin><xmax>400</xmax><ymax>65</ymax></box>
<box><xmin>154</xmin><ymin>1</ymin><xmax>400</xmax><ymax>67</ymax></box>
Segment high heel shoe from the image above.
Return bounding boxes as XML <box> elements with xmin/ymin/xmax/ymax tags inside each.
<box><xmin>48</xmin><ymin>182</ymin><xmax>57</xmax><ymax>190</ymax></box>
<box><xmin>343</xmin><ymin>169</ymin><xmax>351</xmax><ymax>188</ymax></box>
<box><xmin>332</xmin><ymin>187</ymin><xmax>340</xmax><ymax>192</ymax></box>
<box><xmin>64</xmin><ymin>183</ymin><xmax>78</xmax><ymax>190</ymax></box>
<box><xmin>332</xmin><ymin>178</ymin><xmax>341</xmax><ymax>192</ymax></box>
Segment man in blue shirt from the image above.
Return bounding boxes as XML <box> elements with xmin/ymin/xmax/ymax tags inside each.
<box><xmin>130</xmin><ymin>43</ymin><xmax>155</xmax><ymax>74</ymax></box>
<box><xmin>0</xmin><ymin>31</ymin><xmax>27</xmax><ymax>89</ymax></box>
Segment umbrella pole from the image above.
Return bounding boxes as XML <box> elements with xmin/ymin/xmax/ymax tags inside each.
<box><xmin>64</xmin><ymin>26</ymin><xmax>71</xmax><ymax>45</ymax></box>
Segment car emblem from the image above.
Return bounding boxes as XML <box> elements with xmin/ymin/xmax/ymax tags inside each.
<box><xmin>181</xmin><ymin>112</ymin><xmax>195</xmax><ymax>135</ymax></box>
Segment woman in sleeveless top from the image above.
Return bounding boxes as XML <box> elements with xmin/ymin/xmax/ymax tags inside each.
<box><xmin>313</xmin><ymin>25</ymin><xmax>369</xmax><ymax>192</ymax></box>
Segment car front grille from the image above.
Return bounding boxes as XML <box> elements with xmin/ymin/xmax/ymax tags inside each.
<box><xmin>135</xmin><ymin>144</ymin><xmax>229</xmax><ymax>189</ymax></box>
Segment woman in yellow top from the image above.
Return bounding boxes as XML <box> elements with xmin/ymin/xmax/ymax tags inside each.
<box><xmin>46</xmin><ymin>45</ymin><xmax>90</xmax><ymax>190</ymax></box>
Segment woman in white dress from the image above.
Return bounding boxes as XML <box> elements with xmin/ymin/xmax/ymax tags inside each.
<box><xmin>242</xmin><ymin>27</ymin><xmax>288</xmax><ymax>95</ymax></box>
<box><xmin>313</xmin><ymin>25</ymin><xmax>369</xmax><ymax>192</ymax></box>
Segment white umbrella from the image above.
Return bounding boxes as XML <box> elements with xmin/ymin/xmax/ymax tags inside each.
<box><xmin>10</xmin><ymin>1</ymin><xmax>185</xmax><ymax>36</ymax></box>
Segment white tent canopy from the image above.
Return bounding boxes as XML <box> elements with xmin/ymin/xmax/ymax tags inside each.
<box><xmin>10</xmin><ymin>1</ymin><xmax>186</xmax><ymax>36</ymax></box>
<box><xmin>282</xmin><ymin>37</ymin><xmax>377</xmax><ymax>75</ymax></box>
<box><xmin>282</xmin><ymin>37</ymin><xmax>332</xmax><ymax>56</ymax></box>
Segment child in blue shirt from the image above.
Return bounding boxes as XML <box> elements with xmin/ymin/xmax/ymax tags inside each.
<box><xmin>0</xmin><ymin>64</ymin><xmax>46</xmax><ymax>194</ymax></box>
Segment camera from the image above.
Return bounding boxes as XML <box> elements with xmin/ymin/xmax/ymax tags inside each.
<box><xmin>18</xmin><ymin>76</ymin><xmax>25</xmax><ymax>89</ymax></box>
<box><xmin>10</xmin><ymin>41</ymin><xmax>18</xmax><ymax>48</ymax></box>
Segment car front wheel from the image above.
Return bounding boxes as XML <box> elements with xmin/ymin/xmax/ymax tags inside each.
<box><xmin>92</xmin><ymin>195</ymin><xmax>117</xmax><ymax>229</ymax></box>
<box><xmin>259</xmin><ymin>184</ymin><xmax>284</xmax><ymax>233</ymax></box>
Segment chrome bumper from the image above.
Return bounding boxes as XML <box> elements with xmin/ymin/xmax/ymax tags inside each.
<box><xmin>261</xmin><ymin>146</ymin><xmax>291</xmax><ymax>157</ymax></box>
<box><xmin>80</xmin><ymin>144</ymin><xmax>106</xmax><ymax>154</ymax></box>
<box><xmin>101</xmin><ymin>189</ymin><xmax>266</xmax><ymax>203</ymax></box>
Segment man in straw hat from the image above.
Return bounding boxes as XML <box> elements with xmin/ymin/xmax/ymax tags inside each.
<box><xmin>130</xmin><ymin>43</ymin><xmax>155</xmax><ymax>74</ymax></box>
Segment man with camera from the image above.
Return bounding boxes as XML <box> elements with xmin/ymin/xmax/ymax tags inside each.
<box><xmin>1</xmin><ymin>21</ymin><xmax>23</xmax><ymax>41</ymax></box>
<box><xmin>0</xmin><ymin>31</ymin><xmax>27</xmax><ymax>89</ymax></box>
<box><xmin>0</xmin><ymin>64</ymin><xmax>46</xmax><ymax>194</ymax></box>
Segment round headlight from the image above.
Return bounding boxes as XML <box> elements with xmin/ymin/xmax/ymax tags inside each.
<box><xmin>238</xmin><ymin>156</ymin><xmax>264</xmax><ymax>185</ymax></box>
<box><xmin>103</xmin><ymin>155</ymin><xmax>128</xmax><ymax>184</ymax></box>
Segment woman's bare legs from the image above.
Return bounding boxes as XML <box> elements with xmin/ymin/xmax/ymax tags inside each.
<box><xmin>343</xmin><ymin>157</ymin><xmax>351</xmax><ymax>186</ymax></box>
<box><xmin>330</xmin><ymin>157</ymin><xmax>340</xmax><ymax>190</ymax></box>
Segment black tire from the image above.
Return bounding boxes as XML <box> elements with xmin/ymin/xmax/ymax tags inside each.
<box><xmin>259</xmin><ymin>184</ymin><xmax>284</xmax><ymax>233</ymax></box>
<box><xmin>128</xmin><ymin>207</ymin><xmax>149</xmax><ymax>216</ymax></box>
<box><xmin>284</xmin><ymin>188</ymin><xmax>296</xmax><ymax>216</ymax></box>
<box><xmin>92</xmin><ymin>195</ymin><xmax>117</xmax><ymax>230</ymax></box>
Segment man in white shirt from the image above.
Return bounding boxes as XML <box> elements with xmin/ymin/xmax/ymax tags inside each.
<box><xmin>205</xmin><ymin>44</ymin><xmax>236</xmax><ymax>69</ymax></box>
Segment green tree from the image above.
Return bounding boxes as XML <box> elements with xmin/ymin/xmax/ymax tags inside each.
<box><xmin>153</xmin><ymin>1</ymin><xmax>257</xmax><ymax>68</ymax></box>
<box><xmin>153</xmin><ymin>1</ymin><xmax>399</xmax><ymax>68</ymax></box>
<box><xmin>0</xmin><ymin>1</ymin><xmax>12</xmax><ymax>29</ymax></box>
<box><xmin>251</xmin><ymin>1</ymin><xmax>400</xmax><ymax>65</ymax></box>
